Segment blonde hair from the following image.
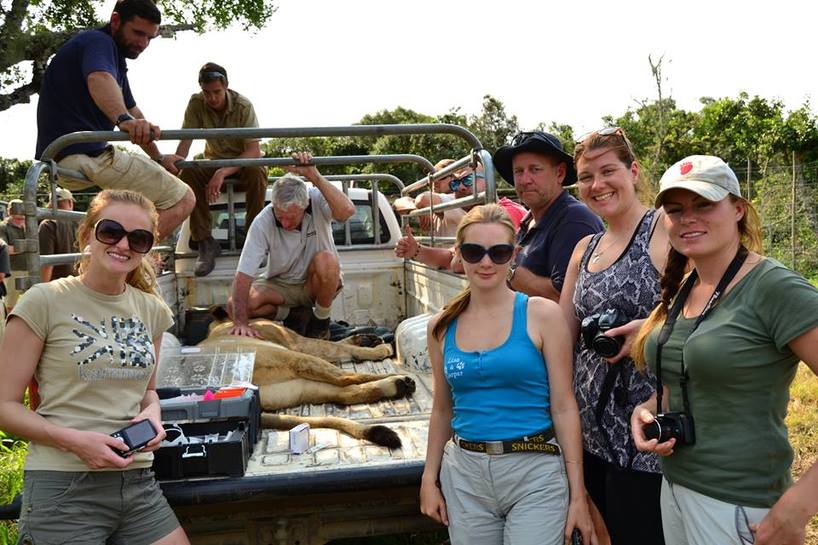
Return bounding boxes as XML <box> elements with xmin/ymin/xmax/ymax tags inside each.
<box><xmin>432</xmin><ymin>204</ymin><xmax>516</xmax><ymax>340</ymax></box>
<box><xmin>632</xmin><ymin>196</ymin><xmax>763</xmax><ymax>369</ymax></box>
<box><xmin>76</xmin><ymin>189</ymin><xmax>159</xmax><ymax>295</ymax></box>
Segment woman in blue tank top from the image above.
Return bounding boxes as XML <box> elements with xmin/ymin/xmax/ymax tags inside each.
<box><xmin>420</xmin><ymin>204</ymin><xmax>596</xmax><ymax>545</ymax></box>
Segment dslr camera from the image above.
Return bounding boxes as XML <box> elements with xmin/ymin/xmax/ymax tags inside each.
<box><xmin>580</xmin><ymin>309</ymin><xmax>629</xmax><ymax>358</ymax></box>
<box><xmin>642</xmin><ymin>412</ymin><xmax>695</xmax><ymax>446</ymax></box>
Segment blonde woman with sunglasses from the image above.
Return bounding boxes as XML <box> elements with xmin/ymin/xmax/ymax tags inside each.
<box><xmin>421</xmin><ymin>204</ymin><xmax>597</xmax><ymax>545</ymax></box>
<box><xmin>0</xmin><ymin>190</ymin><xmax>190</xmax><ymax>545</ymax></box>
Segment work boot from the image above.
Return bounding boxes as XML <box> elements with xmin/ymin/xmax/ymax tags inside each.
<box><xmin>282</xmin><ymin>306</ymin><xmax>312</xmax><ymax>336</ymax></box>
<box><xmin>194</xmin><ymin>236</ymin><xmax>221</xmax><ymax>277</ymax></box>
<box><xmin>305</xmin><ymin>314</ymin><xmax>331</xmax><ymax>340</ymax></box>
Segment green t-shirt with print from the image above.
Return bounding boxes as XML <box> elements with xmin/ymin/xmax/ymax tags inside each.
<box><xmin>645</xmin><ymin>258</ymin><xmax>818</xmax><ymax>507</ymax></box>
<box><xmin>11</xmin><ymin>276</ymin><xmax>173</xmax><ymax>471</ymax></box>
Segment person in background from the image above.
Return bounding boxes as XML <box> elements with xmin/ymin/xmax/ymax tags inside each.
<box><xmin>493</xmin><ymin>131</ymin><xmax>604</xmax><ymax>302</ymax></box>
<box><xmin>420</xmin><ymin>204</ymin><xmax>596</xmax><ymax>545</ymax></box>
<box><xmin>0</xmin><ymin>239</ymin><xmax>10</xmax><ymax>340</ymax></box>
<box><xmin>631</xmin><ymin>155</ymin><xmax>818</xmax><ymax>545</ymax></box>
<box><xmin>0</xmin><ymin>197</ymin><xmax>28</xmax><ymax>306</ymax></box>
<box><xmin>228</xmin><ymin>152</ymin><xmax>355</xmax><ymax>340</ymax></box>
<box><xmin>39</xmin><ymin>187</ymin><xmax>78</xmax><ymax>282</ymax></box>
<box><xmin>560</xmin><ymin>127</ymin><xmax>668</xmax><ymax>544</ymax></box>
<box><xmin>0</xmin><ymin>189</ymin><xmax>190</xmax><ymax>544</ymax></box>
<box><xmin>395</xmin><ymin>165</ymin><xmax>528</xmax><ymax>270</ymax></box>
<box><xmin>164</xmin><ymin>62</ymin><xmax>267</xmax><ymax>277</ymax></box>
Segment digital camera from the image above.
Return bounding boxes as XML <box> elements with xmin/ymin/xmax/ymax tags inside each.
<box><xmin>110</xmin><ymin>419</ymin><xmax>158</xmax><ymax>458</ymax></box>
<box><xmin>642</xmin><ymin>412</ymin><xmax>695</xmax><ymax>446</ymax></box>
<box><xmin>580</xmin><ymin>309</ymin><xmax>629</xmax><ymax>358</ymax></box>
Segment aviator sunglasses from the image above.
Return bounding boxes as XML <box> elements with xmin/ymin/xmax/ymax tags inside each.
<box><xmin>458</xmin><ymin>243</ymin><xmax>515</xmax><ymax>264</ymax></box>
<box><xmin>449</xmin><ymin>172</ymin><xmax>486</xmax><ymax>192</ymax></box>
<box><xmin>94</xmin><ymin>219</ymin><xmax>155</xmax><ymax>254</ymax></box>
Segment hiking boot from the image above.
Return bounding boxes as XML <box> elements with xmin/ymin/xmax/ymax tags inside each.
<box><xmin>194</xmin><ymin>236</ymin><xmax>221</xmax><ymax>277</ymax></box>
<box><xmin>305</xmin><ymin>314</ymin><xmax>331</xmax><ymax>340</ymax></box>
<box><xmin>282</xmin><ymin>306</ymin><xmax>312</xmax><ymax>336</ymax></box>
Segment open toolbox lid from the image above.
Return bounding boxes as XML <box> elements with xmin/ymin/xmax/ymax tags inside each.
<box><xmin>157</xmin><ymin>346</ymin><xmax>257</xmax><ymax>389</ymax></box>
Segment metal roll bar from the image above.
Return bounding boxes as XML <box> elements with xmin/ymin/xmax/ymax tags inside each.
<box><xmin>21</xmin><ymin>124</ymin><xmax>483</xmax><ymax>289</ymax></box>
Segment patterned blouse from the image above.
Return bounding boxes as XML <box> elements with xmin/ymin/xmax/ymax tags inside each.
<box><xmin>572</xmin><ymin>209</ymin><xmax>661</xmax><ymax>473</ymax></box>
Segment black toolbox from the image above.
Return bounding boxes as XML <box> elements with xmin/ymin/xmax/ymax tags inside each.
<box><xmin>153</xmin><ymin>347</ymin><xmax>259</xmax><ymax>480</ymax></box>
<box><xmin>153</xmin><ymin>421</ymin><xmax>251</xmax><ymax>479</ymax></box>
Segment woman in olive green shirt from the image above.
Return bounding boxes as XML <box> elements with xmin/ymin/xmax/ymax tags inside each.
<box><xmin>630</xmin><ymin>155</ymin><xmax>818</xmax><ymax>545</ymax></box>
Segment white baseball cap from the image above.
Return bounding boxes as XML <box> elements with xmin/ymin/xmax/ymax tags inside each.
<box><xmin>655</xmin><ymin>155</ymin><xmax>742</xmax><ymax>207</ymax></box>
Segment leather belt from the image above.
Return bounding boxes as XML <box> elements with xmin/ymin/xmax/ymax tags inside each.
<box><xmin>454</xmin><ymin>428</ymin><xmax>561</xmax><ymax>456</ymax></box>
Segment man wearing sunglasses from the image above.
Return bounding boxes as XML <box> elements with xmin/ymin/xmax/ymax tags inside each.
<box><xmin>159</xmin><ymin>62</ymin><xmax>267</xmax><ymax>277</ymax></box>
<box><xmin>35</xmin><ymin>0</ymin><xmax>195</xmax><ymax>242</ymax></box>
<box><xmin>229</xmin><ymin>152</ymin><xmax>355</xmax><ymax>340</ymax></box>
<box><xmin>395</xmin><ymin>165</ymin><xmax>527</xmax><ymax>270</ymax></box>
<box><xmin>493</xmin><ymin>131</ymin><xmax>603</xmax><ymax>301</ymax></box>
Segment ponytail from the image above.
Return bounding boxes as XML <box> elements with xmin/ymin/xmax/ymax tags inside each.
<box><xmin>432</xmin><ymin>287</ymin><xmax>471</xmax><ymax>341</ymax></box>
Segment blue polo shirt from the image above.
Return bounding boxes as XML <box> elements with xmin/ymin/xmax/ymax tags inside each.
<box><xmin>515</xmin><ymin>191</ymin><xmax>603</xmax><ymax>291</ymax></box>
<box><xmin>36</xmin><ymin>28</ymin><xmax>136</xmax><ymax>160</ymax></box>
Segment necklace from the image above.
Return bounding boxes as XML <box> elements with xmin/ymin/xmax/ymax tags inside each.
<box><xmin>590</xmin><ymin>234</ymin><xmax>622</xmax><ymax>264</ymax></box>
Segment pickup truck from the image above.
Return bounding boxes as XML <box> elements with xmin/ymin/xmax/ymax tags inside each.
<box><xmin>3</xmin><ymin>124</ymin><xmax>497</xmax><ymax>544</ymax></box>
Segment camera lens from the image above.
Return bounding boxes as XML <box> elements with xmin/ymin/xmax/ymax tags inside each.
<box><xmin>592</xmin><ymin>335</ymin><xmax>622</xmax><ymax>358</ymax></box>
<box><xmin>643</xmin><ymin>420</ymin><xmax>662</xmax><ymax>442</ymax></box>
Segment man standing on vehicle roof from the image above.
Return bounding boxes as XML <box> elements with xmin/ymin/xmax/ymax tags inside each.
<box><xmin>228</xmin><ymin>152</ymin><xmax>355</xmax><ymax>340</ymax></box>
<box><xmin>34</xmin><ymin>0</ymin><xmax>195</xmax><ymax>241</ymax></box>
<box><xmin>162</xmin><ymin>62</ymin><xmax>267</xmax><ymax>277</ymax></box>
<box><xmin>493</xmin><ymin>131</ymin><xmax>603</xmax><ymax>302</ymax></box>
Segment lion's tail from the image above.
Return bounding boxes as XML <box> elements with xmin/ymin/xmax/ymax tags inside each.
<box><xmin>261</xmin><ymin>413</ymin><xmax>402</xmax><ymax>449</ymax></box>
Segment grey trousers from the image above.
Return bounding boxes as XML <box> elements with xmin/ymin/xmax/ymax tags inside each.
<box><xmin>439</xmin><ymin>440</ymin><xmax>569</xmax><ymax>545</ymax></box>
<box><xmin>661</xmin><ymin>478</ymin><xmax>769</xmax><ymax>545</ymax></box>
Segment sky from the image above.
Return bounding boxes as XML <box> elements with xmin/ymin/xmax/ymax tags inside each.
<box><xmin>1</xmin><ymin>0</ymin><xmax>817</xmax><ymax>161</ymax></box>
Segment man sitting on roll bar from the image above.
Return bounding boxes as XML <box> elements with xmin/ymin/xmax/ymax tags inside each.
<box><xmin>163</xmin><ymin>62</ymin><xmax>267</xmax><ymax>277</ymax></box>
<box><xmin>228</xmin><ymin>152</ymin><xmax>355</xmax><ymax>340</ymax></box>
<box><xmin>34</xmin><ymin>0</ymin><xmax>195</xmax><ymax>241</ymax></box>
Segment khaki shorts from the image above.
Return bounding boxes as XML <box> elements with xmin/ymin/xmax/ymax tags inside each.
<box><xmin>17</xmin><ymin>468</ymin><xmax>180</xmax><ymax>545</ymax></box>
<box><xmin>58</xmin><ymin>147</ymin><xmax>189</xmax><ymax>210</ymax></box>
<box><xmin>252</xmin><ymin>276</ymin><xmax>342</xmax><ymax>308</ymax></box>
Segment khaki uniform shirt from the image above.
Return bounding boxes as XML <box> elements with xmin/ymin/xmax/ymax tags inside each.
<box><xmin>0</xmin><ymin>220</ymin><xmax>26</xmax><ymax>270</ymax></box>
<box><xmin>181</xmin><ymin>88</ymin><xmax>260</xmax><ymax>159</ymax></box>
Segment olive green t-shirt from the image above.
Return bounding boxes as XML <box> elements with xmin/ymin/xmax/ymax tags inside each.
<box><xmin>11</xmin><ymin>276</ymin><xmax>174</xmax><ymax>471</ymax></box>
<box><xmin>181</xmin><ymin>88</ymin><xmax>260</xmax><ymax>159</ymax></box>
<box><xmin>0</xmin><ymin>220</ymin><xmax>26</xmax><ymax>270</ymax></box>
<box><xmin>645</xmin><ymin>258</ymin><xmax>818</xmax><ymax>507</ymax></box>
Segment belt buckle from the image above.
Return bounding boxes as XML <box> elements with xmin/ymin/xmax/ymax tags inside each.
<box><xmin>485</xmin><ymin>441</ymin><xmax>503</xmax><ymax>455</ymax></box>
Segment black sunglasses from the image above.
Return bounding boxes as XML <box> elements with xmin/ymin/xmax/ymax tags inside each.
<box><xmin>511</xmin><ymin>131</ymin><xmax>549</xmax><ymax>147</ymax></box>
<box><xmin>459</xmin><ymin>243</ymin><xmax>515</xmax><ymax>264</ymax></box>
<box><xmin>94</xmin><ymin>219</ymin><xmax>154</xmax><ymax>254</ymax></box>
<box><xmin>199</xmin><ymin>71</ymin><xmax>226</xmax><ymax>83</ymax></box>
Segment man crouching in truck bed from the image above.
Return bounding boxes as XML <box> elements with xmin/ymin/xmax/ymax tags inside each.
<box><xmin>228</xmin><ymin>152</ymin><xmax>355</xmax><ymax>340</ymax></box>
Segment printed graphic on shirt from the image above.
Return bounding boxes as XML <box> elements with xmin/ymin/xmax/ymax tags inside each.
<box><xmin>445</xmin><ymin>356</ymin><xmax>465</xmax><ymax>380</ymax></box>
<box><xmin>71</xmin><ymin>313</ymin><xmax>155</xmax><ymax>381</ymax></box>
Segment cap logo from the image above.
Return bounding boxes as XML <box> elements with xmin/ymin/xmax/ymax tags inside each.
<box><xmin>680</xmin><ymin>162</ymin><xmax>693</xmax><ymax>175</ymax></box>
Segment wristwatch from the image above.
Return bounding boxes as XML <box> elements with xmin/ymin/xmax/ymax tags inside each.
<box><xmin>115</xmin><ymin>112</ymin><xmax>135</xmax><ymax>127</ymax></box>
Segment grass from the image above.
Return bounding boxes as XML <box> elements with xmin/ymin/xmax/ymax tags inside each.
<box><xmin>0</xmin><ymin>366</ymin><xmax>816</xmax><ymax>545</ymax></box>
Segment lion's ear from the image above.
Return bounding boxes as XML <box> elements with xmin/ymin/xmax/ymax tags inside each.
<box><xmin>208</xmin><ymin>305</ymin><xmax>231</xmax><ymax>322</ymax></box>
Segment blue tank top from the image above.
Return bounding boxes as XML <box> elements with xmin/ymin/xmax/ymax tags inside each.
<box><xmin>443</xmin><ymin>292</ymin><xmax>552</xmax><ymax>441</ymax></box>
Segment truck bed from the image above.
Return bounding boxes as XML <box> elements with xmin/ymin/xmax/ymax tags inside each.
<box><xmin>159</xmin><ymin>358</ymin><xmax>438</xmax><ymax>545</ymax></box>
<box><xmin>160</xmin><ymin>356</ymin><xmax>433</xmax><ymax>503</ymax></box>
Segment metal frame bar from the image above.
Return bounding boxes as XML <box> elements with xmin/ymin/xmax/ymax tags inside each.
<box><xmin>21</xmin><ymin>124</ymin><xmax>482</xmax><ymax>290</ymax></box>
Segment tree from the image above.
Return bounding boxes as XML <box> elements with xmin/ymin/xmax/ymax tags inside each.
<box><xmin>0</xmin><ymin>0</ymin><xmax>277</xmax><ymax>111</ymax></box>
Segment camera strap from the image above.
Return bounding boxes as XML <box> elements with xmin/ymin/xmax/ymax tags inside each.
<box><xmin>655</xmin><ymin>245</ymin><xmax>748</xmax><ymax>416</ymax></box>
